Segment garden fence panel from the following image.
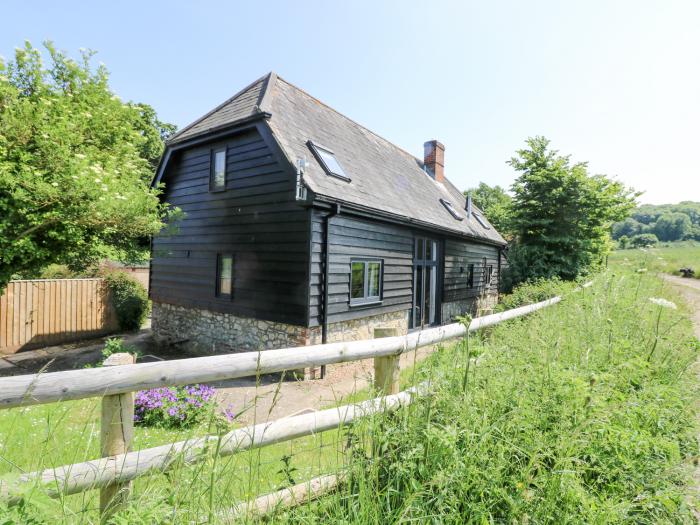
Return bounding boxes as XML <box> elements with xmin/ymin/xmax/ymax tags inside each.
<box><xmin>0</xmin><ymin>279</ymin><xmax>119</xmax><ymax>354</ymax></box>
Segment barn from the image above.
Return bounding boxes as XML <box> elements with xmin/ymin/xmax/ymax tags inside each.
<box><xmin>150</xmin><ymin>73</ymin><xmax>507</xmax><ymax>356</ymax></box>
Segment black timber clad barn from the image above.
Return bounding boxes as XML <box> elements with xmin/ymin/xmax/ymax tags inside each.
<box><xmin>150</xmin><ymin>73</ymin><xmax>507</xmax><ymax>354</ymax></box>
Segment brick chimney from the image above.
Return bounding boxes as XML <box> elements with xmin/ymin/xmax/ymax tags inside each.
<box><xmin>423</xmin><ymin>140</ymin><xmax>445</xmax><ymax>183</ymax></box>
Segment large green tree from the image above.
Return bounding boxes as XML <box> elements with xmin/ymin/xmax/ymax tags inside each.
<box><xmin>0</xmin><ymin>42</ymin><xmax>176</xmax><ymax>292</ymax></box>
<box><xmin>464</xmin><ymin>182</ymin><xmax>512</xmax><ymax>237</ymax></box>
<box><xmin>505</xmin><ymin>136</ymin><xmax>636</xmax><ymax>285</ymax></box>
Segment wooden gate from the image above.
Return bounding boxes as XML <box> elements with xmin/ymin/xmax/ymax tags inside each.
<box><xmin>0</xmin><ymin>279</ymin><xmax>118</xmax><ymax>354</ymax></box>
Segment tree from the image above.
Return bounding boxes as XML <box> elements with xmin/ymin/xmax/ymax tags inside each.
<box><xmin>653</xmin><ymin>212</ymin><xmax>692</xmax><ymax>241</ymax></box>
<box><xmin>612</xmin><ymin>217</ymin><xmax>643</xmax><ymax>240</ymax></box>
<box><xmin>630</xmin><ymin>233</ymin><xmax>659</xmax><ymax>248</ymax></box>
<box><xmin>0</xmin><ymin>42</ymin><xmax>177</xmax><ymax>293</ymax></box>
<box><xmin>505</xmin><ymin>137</ymin><xmax>636</xmax><ymax>285</ymax></box>
<box><xmin>464</xmin><ymin>182</ymin><xmax>512</xmax><ymax>236</ymax></box>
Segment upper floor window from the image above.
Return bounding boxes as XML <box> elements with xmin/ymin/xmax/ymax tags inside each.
<box><xmin>217</xmin><ymin>254</ymin><xmax>234</xmax><ymax>298</ymax></box>
<box><xmin>308</xmin><ymin>141</ymin><xmax>350</xmax><ymax>182</ymax></box>
<box><xmin>440</xmin><ymin>199</ymin><xmax>463</xmax><ymax>221</ymax></box>
<box><xmin>350</xmin><ymin>259</ymin><xmax>382</xmax><ymax>305</ymax></box>
<box><xmin>210</xmin><ymin>147</ymin><xmax>227</xmax><ymax>191</ymax></box>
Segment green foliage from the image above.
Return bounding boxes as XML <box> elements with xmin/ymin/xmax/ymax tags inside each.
<box><xmin>630</xmin><ymin>232</ymin><xmax>659</xmax><ymax>247</ymax></box>
<box><xmin>505</xmin><ymin>136</ymin><xmax>636</xmax><ymax>284</ymax></box>
<box><xmin>103</xmin><ymin>271</ymin><xmax>149</xmax><ymax>331</ymax></box>
<box><xmin>0</xmin><ymin>42</ymin><xmax>178</xmax><ymax>293</ymax></box>
<box><xmin>612</xmin><ymin>201</ymin><xmax>700</xmax><ymax>242</ymax></box>
<box><xmin>654</xmin><ymin>212</ymin><xmax>693</xmax><ymax>241</ymax></box>
<box><xmin>610</xmin><ymin>242</ymin><xmax>700</xmax><ymax>279</ymax></box>
<box><xmin>464</xmin><ymin>182</ymin><xmax>512</xmax><ymax>236</ymax></box>
<box><xmin>497</xmin><ymin>276</ymin><xmax>572</xmax><ymax>310</ymax></box>
<box><xmin>285</xmin><ymin>269</ymin><xmax>699</xmax><ymax>523</ymax></box>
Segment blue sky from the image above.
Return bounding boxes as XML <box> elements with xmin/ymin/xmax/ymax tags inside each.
<box><xmin>4</xmin><ymin>1</ymin><xmax>699</xmax><ymax>204</ymax></box>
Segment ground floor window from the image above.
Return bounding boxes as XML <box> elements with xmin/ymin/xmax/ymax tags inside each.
<box><xmin>217</xmin><ymin>254</ymin><xmax>234</xmax><ymax>298</ymax></box>
<box><xmin>350</xmin><ymin>259</ymin><xmax>382</xmax><ymax>305</ymax></box>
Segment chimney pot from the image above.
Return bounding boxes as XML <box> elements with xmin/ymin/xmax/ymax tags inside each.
<box><xmin>423</xmin><ymin>140</ymin><xmax>445</xmax><ymax>183</ymax></box>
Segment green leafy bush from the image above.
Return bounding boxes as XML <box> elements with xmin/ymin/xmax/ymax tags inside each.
<box><xmin>497</xmin><ymin>276</ymin><xmax>571</xmax><ymax>310</ymax></box>
<box><xmin>104</xmin><ymin>271</ymin><xmax>149</xmax><ymax>331</ymax></box>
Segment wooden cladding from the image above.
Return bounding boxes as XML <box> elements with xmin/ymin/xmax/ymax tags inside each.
<box><xmin>0</xmin><ymin>279</ymin><xmax>119</xmax><ymax>355</ymax></box>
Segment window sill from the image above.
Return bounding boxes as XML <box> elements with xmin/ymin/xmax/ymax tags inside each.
<box><xmin>349</xmin><ymin>300</ymin><xmax>383</xmax><ymax>308</ymax></box>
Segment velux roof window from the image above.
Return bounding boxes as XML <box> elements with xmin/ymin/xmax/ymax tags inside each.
<box><xmin>308</xmin><ymin>141</ymin><xmax>350</xmax><ymax>182</ymax></box>
<box><xmin>440</xmin><ymin>199</ymin><xmax>463</xmax><ymax>221</ymax></box>
<box><xmin>472</xmin><ymin>211</ymin><xmax>491</xmax><ymax>229</ymax></box>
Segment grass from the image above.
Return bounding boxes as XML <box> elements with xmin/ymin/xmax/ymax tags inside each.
<box><xmin>0</xmin><ymin>265</ymin><xmax>698</xmax><ymax>523</ymax></box>
<box><xmin>610</xmin><ymin>241</ymin><xmax>700</xmax><ymax>278</ymax></box>
<box><xmin>279</xmin><ymin>267</ymin><xmax>700</xmax><ymax>523</ymax></box>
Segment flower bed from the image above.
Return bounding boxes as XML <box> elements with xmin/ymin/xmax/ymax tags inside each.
<box><xmin>134</xmin><ymin>384</ymin><xmax>230</xmax><ymax>428</ymax></box>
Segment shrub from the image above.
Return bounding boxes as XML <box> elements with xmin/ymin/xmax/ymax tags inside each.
<box><xmin>497</xmin><ymin>276</ymin><xmax>571</xmax><ymax>310</ymax></box>
<box><xmin>103</xmin><ymin>271</ymin><xmax>149</xmax><ymax>331</ymax></box>
<box><xmin>630</xmin><ymin>233</ymin><xmax>659</xmax><ymax>248</ymax></box>
<box><xmin>134</xmin><ymin>384</ymin><xmax>225</xmax><ymax>429</ymax></box>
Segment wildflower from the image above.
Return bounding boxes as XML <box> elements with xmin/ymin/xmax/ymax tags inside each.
<box><xmin>51</xmin><ymin>182</ymin><xmax>58</xmax><ymax>187</ymax></box>
<box><xmin>649</xmin><ymin>297</ymin><xmax>677</xmax><ymax>310</ymax></box>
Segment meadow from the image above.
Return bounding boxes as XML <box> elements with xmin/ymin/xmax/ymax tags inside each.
<box><xmin>610</xmin><ymin>241</ymin><xmax>700</xmax><ymax>278</ymax></box>
<box><xmin>0</xmin><ymin>263</ymin><xmax>698</xmax><ymax>523</ymax></box>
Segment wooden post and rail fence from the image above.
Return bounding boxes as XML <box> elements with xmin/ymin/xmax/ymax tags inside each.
<box><xmin>0</xmin><ymin>292</ymin><xmax>576</xmax><ymax>520</ymax></box>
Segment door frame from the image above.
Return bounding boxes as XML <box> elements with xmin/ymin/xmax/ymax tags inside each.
<box><xmin>410</xmin><ymin>235</ymin><xmax>442</xmax><ymax>330</ymax></box>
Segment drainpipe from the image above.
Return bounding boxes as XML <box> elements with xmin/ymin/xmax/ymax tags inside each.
<box><xmin>320</xmin><ymin>203</ymin><xmax>341</xmax><ymax>378</ymax></box>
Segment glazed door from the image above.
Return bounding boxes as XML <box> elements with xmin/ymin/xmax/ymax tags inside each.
<box><xmin>411</xmin><ymin>237</ymin><xmax>439</xmax><ymax>329</ymax></box>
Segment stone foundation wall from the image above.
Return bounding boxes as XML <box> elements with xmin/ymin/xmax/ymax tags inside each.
<box><xmin>307</xmin><ymin>310</ymin><xmax>409</xmax><ymax>345</ymax></box>
<box><xmin>152</xmin><ymin>302</ymin><xmax>409</xmax><ymax>355</ymax></box>
<box><xmin>151</xmin><ymin>302</ymin><xmax>310</xmax><ymax>354</ymax></box>
<box><xmin>441</xmin><ymin>292</ymin><xmax>499</xmax><ymax>323</ymax></box>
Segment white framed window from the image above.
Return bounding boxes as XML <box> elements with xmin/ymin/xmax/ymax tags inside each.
<box><xmin>350</xmin><ymin>259</ymin><xmax>383</xmax><ymax>305</ymax></box>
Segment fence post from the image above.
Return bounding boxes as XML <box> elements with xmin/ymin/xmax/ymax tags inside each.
<box><xmin>373</xmin><ymin>327</ymin><xmax>400</xmax><ymax>395</ymax></box>
<box><xmin>100</xmin><ymin>352</ymin><xmax>136</xmax><ymax>521</ymax></box>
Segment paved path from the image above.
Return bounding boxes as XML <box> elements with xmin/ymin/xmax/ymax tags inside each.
<box><xmin>662</xmin><ymin>275</ymin><xmax>700</xmax><ymax>520</ymax></box>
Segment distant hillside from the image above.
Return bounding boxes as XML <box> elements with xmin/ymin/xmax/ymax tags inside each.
<box><xmin>612</xmin><ymin>201</ymin><xmax>700</xmax><ymax>242</ymax></box>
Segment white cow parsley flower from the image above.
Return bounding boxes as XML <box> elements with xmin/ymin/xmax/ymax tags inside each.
<box><xmin>649</xmin><ymin>297</ymin><xmax>677</xmax><ymax>310</ymax></box>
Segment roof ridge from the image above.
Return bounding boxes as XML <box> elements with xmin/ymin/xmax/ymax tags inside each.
<box><xmin>274</xmin><ymin>75</ymin><xmax>426</xmax><ymax>167</ymax></box>
<box><xmin>167</xmin><ymin>72</ymin><xmax>272</xmax><ymax>143</ymax></box>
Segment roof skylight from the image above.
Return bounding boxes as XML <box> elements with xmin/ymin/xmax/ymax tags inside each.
<box><xmin>308</xmin><ymin>141</ymin><xmax>350</xmax><ymax>182</ymax></box>
<box><xmin>440</xmin><ymin>199</ymin><xmax>463</xmax><ymax>221</ymax></box>
<box><xmin>472</xmin><ymin>212</ymin><xmax>491</xmax><ymax>229</ymax></box>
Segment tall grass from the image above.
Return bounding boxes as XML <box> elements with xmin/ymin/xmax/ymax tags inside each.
<box><xmin>0</xmin><ymin>266</ymin><xmax>698</xmax><ymax>523</ymax></box>
<box><xmin>280</xmin><ymin>268</ymin><xmax>699</xmax><ymax>523</ymax></box>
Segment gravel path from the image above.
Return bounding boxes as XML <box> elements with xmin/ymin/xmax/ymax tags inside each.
<box><xmin>213</xmin><ymin>342</ymin><xmax>443</xmax><ymax>426</ymax></box>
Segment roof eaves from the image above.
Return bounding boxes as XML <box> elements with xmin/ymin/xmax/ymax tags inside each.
<box><xmin>313</xmin><ymin>194</ymin><xmax>507</xmax><ymax>247</ymax></box>
<box><xmin>167</xmin><ymin>72</ymin><xmax>273</xmax><ymax>144</ymax></box>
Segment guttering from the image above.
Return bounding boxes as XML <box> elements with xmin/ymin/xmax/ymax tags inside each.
<box><xmin>320</xmin><ymin>203</ymin><xmax>341</xmax><ymax>378</ymax></box>
<box><xmin>312</xmin><ymin>195</ymin><xmax>507</xmax><ymax>247</ymax></box>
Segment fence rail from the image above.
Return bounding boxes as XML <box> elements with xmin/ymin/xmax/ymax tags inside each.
<box><xmin>0</xmin><ymin>279</ymin><xmax>118</xmax><ymax>354</ymax></box>
<box><xmin>0</xmin><ymin>297</ymin><xmax>560</xmax><ymax>410</ymax></box>
<box><xmin>0</xmin><ymin>291</ymin><xmax>575</xmax><ymax>519</ymax></box>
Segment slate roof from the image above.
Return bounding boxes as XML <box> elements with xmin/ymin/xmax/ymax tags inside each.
<box><xmin>166</xmin><ymin>73</ymin><xmax>506</xmax><ymax>246</ymax></box>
